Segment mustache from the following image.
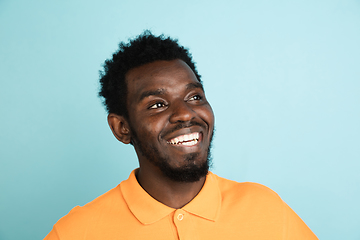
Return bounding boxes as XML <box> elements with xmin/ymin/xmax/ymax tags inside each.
<box><xmin>161</xmin><ymin>121</ymin><xmax>207</xmax><ymax>138</ymax></box>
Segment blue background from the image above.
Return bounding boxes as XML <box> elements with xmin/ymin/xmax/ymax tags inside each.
<box><xmin>0</xmin><ymin>0</ymin><xmax>359</xmax><ymax>239</ymax></box>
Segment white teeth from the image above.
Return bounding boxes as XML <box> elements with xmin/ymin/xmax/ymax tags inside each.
<box><xmin>168</xmin><ymin>132</ymin><xmax>199</xmax><ymax>145</ymax></box>
<box><xmin>182</xmin><ymin>139</ymin><xmax>198</xmax><ymax>146</ymax></box>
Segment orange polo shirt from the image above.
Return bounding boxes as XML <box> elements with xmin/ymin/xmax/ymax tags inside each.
<box><xmin>44</xmin><ymin>170</ymin><xmax>318</xmax><ymax>240</ymax></box>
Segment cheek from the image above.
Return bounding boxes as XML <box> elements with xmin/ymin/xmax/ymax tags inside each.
<box><xmin>149</xmin><ymin>113</ymin><xmax>170</xmax><ymax>128</ymax></box>
<box><xmin>139</xmin><ymin>120</ymin><xmax>165</xmax><ymax>141</ymax></box>
<box><xmin>198</xmin><ymin>105</ymin><xmax>215</xmax><ymax>126</ymax></box>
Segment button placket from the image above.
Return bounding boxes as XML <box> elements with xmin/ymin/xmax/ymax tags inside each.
<box><xmin>173</xmin><ymin>209</ymin><xmax>186</xmax><ymax>240</ymax></box>
<box><xmin>172</xmin><ymin>209</ymin><xmax>199</xmax><ymax>240</ymax></box>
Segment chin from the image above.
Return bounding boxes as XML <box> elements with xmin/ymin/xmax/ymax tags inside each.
<box><xmin>160</xmin><ymin>154</ymin><xmax>211</xmax><ymax>182</ymax></box>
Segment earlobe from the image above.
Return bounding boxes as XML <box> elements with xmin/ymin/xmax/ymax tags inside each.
<box><xmin>107</xmin><ymin>114</ymin><xmax>132</xmax><ymax>144</ymax></box>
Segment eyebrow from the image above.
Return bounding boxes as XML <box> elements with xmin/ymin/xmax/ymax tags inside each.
<box><xmin>139</xmin><ymin>88</ymin><xmax>166</xmax><ymax>102</ymax></box>
<box><xmin>138</xmin><ymin>82</ymin><xmax>204</xmax><ymax>102</ymax></box>
<box><xmin>186</xmin><ymin>82</ymin><xmax>204</xmax><ymax>91</ymax></box>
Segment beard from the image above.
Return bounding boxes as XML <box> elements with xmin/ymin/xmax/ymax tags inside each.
<box><xmin>130</xmin><ymin>124</ymin><xmax>214</xmax><ymax>183</ymax></box>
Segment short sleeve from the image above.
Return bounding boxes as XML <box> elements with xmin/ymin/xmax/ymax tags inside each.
<box><xmin>283</xmin><ymin>202</ymin><xmax>318</xmax><ymax>239</ymax></box>
<box><xmin>43</xmin><ymin>226</ymin><xmax>60</xmax><ymax>240</ymax></box>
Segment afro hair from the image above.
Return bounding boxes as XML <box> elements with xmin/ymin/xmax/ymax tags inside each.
<box><xmin>98</xmin><ymin>30</ymin><xmax>201</xmax><ymax>118</ymax></box>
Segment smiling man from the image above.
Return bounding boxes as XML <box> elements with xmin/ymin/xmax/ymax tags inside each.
<box><xmin>44</xmin><ymin>31</ymin><xmax>318</xmax><ymax>239</ymax></box>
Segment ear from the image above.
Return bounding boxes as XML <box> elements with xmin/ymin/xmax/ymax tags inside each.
<box><xmin>107</xmin><ymin>113</ymin><xmax>132</xmax><ymax>144</ymax></box>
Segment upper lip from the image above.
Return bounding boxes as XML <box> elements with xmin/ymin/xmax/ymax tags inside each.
<box><xmin>161</xmin><ymin>121</ymin><xmax>207</xmax><ymax>139</ymax></box>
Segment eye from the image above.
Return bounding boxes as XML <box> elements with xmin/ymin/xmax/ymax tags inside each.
<box><xmin>149</xmin><ymin>102</ymin><xmax>167</xmax><ymax>109</ymax></box>
<box><xmin>188</xmin><ymin>94</ymin><xmax>202</xmax><ymax>101</ymax></box>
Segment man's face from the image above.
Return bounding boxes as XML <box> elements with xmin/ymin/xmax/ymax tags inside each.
<box><xmin>125</xmin><ymin>59</ymin><xmax>215</xmax><ymax>182</ymax></box>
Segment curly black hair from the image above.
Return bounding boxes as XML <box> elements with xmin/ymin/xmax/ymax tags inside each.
<box><xmin>99</xmin><ymin>30</ymin><xmax>202</xmax><ymax>118</ymax></box>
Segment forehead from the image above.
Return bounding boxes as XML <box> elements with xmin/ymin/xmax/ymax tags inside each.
<box><xmin>125</xmin><ymin>59</ymin><xmax>201</xmax><ymax>99</ymax></box>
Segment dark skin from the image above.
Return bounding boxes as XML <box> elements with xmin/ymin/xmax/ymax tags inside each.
<box><xmin>108</xmin><ymin>59</ymin><xmax>215</xmax><ymax>209</ymax></box>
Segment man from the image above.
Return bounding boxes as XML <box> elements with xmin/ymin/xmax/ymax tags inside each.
<box><xmin>44</xmin><ymin>31</ymin><xmax>318</xmax><ymax>239</ymax></box>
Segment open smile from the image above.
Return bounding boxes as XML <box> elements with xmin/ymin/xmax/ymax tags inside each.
<box><xmin>167</xmin><ymin>132</ymin><xmax>200</xmax><ymax>146</ymax></box>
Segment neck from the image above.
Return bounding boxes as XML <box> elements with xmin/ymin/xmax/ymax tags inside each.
<box><xmin>135</xmin><ymin>166</ymin><xmax>206</xmax><ymax>209</ymax></box>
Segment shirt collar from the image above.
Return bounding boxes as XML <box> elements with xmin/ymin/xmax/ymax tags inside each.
<box><xmin>120</xmin><ymin>169</ymin><xmax>221</xmax><ymax>225</ymax></box>
<box><xmin>182</xmin><ymin>172</ymin><xmax>221</xmax><ymax>222</ymax></box>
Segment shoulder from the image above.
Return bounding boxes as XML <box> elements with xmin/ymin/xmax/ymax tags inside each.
<box><xmin>54</xmin><ymin>185</ymin><xmax>124</xmax><ymax>232</ymax></box>
<box><xmin>208</xmin><ymin>173</ymin><xmax>318</xmax><ymax>239</ymax></box>
<box><xmin>213</xmin><ymin>173</ymin><xmax>280</xmax><ymax>198</ymax></box>
<box><xmin>211</xmin><ymin>173</ymin><xmax>285</xmax><ymax>221</ymax></box>
<box><xmin>210</xmin><ymin>173</ymin><xmax>284</xmax><ymax>209</ymax></box>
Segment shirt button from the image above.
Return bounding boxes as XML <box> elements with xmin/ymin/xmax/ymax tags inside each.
<box><xmin>177</xmin><ymin>213</ymin><xmax>184</xmax><ymax>221</ymax></box>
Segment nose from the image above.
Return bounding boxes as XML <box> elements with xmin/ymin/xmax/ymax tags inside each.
<box><xmin>169</xmin><ymin>101</ymin><xmax>196</xmax><ymax>123</ymax></box>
